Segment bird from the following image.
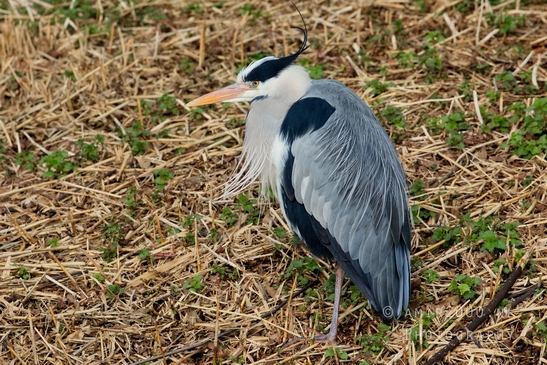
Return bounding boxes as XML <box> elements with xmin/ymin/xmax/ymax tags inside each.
<box><xmin>187</xmin><ymin>7</ymin><xmax>411</xmax><ymax>344</ymax></box>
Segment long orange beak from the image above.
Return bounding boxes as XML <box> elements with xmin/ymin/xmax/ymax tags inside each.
<box><xmin>187</xmin><ymin>83</ymin><xmax>252</xmax><ymax>106</ymax></box>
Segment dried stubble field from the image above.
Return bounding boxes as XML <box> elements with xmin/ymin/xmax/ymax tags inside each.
<box><xmin>1</xmin><ymin>0</ymin><xmax>547</xmax><ymax>364</ymax></box>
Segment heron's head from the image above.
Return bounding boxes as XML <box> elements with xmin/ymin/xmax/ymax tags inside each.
<box><xmin>187</xmin><ymin>12</ymin><xmax>310</xmax><ymax>107</ymax></box>
<box><xmin>187</xmin><ymin>55</ymin><xmax>311</xmax><ymax>107</ymax></box>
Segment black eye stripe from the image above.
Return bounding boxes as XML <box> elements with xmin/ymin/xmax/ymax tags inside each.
<box><xmin>243</xmin><ymin>55</ymin><xmax>298</xmax><ymax>83</ymax></box>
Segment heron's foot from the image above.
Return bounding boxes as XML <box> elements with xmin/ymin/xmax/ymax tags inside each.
<box><xmin>281</xmin><ymin>329</ymin><xmax>337</xmax><ymax>349</ymax></box>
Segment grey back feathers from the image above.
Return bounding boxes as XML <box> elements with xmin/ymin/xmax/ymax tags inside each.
<box><xmin>283</xmin><ymin>80</ymin><xmax>410</xmax><ymax>320</ymax></box>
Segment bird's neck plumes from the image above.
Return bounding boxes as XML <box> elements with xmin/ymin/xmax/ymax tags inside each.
<box><xmin>223</xmin><ymin>65</ymin><xmax>311</xmax><ymax>199</ymax></box>
<box><xmin>222</xmin><ymin>101</ymin><xmax>285</xmax><ymax>199</ymax></box>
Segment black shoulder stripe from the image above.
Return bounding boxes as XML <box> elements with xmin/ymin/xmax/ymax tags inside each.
<box><xmin>280</xmin><ymin>97</ymin><xmax>335</xmax><ymax>144</ymax></box>
<box><xmin>282</xmin><ymin>151</ymin><xmax>296</xmax><ymax>201</ymax></box>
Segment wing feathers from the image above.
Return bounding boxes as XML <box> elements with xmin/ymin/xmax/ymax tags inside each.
<box><xmin>283</xmin><ymin>80</ymin><xmax>411</xmax><ymax>321</ymax></box>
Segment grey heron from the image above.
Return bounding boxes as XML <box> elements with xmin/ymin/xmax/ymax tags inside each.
<box><xmin>187</xmin><ymin>9</ymin><xmax>411</xmax><ymax>344</ymax></box>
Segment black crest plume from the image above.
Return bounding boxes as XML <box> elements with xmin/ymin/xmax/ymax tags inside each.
<box><xmin>242</xmin><ymin>2</ymin><xmax>309</xmax><ymax>83</ymax></box>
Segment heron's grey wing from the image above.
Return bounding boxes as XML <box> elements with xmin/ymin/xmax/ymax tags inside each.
<box><xmin>281</xmin><ymin>81</ymin><xmax>411</xmax><ymax>320</ymax></box>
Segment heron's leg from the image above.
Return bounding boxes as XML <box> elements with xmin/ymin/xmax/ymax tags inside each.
<box><xmin>313</xmin><ymin>263</ymin><xmax>343</xmax><ymax>343</ymax></box>
<box><xmin>282</xmin><ymin>264</ymin><xmax>344</xmax><ymax>348</ymax></box>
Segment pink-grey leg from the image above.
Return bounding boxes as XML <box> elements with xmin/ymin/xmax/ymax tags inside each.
<box><xmin>283</xmin><ymin>263</ymin><xmax>344</xmax><ymax>347</ymax></box>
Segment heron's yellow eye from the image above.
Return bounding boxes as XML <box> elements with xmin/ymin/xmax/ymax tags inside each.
<box><xmin>252</xmin><ymin>81</ymin><xmax>259</xmax><ymax>87</ymax></box>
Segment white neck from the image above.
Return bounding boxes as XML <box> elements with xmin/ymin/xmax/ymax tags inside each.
<box><xmin>224</xmin><ymin>65</ymin><xmax>311</xmax><ymax>198</ymax></box>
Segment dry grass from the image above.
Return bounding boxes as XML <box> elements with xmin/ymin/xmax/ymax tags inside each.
<box><xmin>1</xmin><ymin>0</ymin><xmax>547</xmax><ymax>364</ymax></box>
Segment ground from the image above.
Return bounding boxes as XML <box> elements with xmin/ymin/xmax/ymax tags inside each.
<box><xmin>1</xmin><ymin>0</ymin><xmax>547</xmax><ymax>364</ymax></box>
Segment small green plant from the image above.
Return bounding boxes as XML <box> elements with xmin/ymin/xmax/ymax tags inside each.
<box><xmin>299</xmin><ymin>59</ymin><xmax>324</xmax><ymax>79</ymax></box>
<box><xmin>419</xmin><ymin>49</ymin><xmax>444</xmax><ymax>83</ymax></box>
<box><xmin>38</xmin><ymin>0</ymin><xmax>98</xmax><ymax>21</ymax></box>
<box><xmin>179</xmin><ymin>58</ymin><xmax>195</xmax><ymax>75</ymax></box>
<box><xmin>381</xmin><ymin>105</ymin><xmax>406</xmax><ymax>128</ymax></box>
<box><xmin>240</xmin><ymin>3</ymin><xmax>264</xmax><ymax>20</ymax></box>
<box><xmin>183</xmin><ymin>2</ymin><xmax>202</xmax><ymax>14</ymax></box>
<box><xmin>509</xmin><ymin>133</ymin><xmax>547</xmax><ymax>159</ymax></box>
<box><xmin>226</xmin><ymin>117</ymin><xmax>245</xmax><ymax>129</ymax></box>
<box><xmin>394</xmin><ymin>50</ymin><xmax>416</xmax><ymax>69</ymax></box>
<box><xmin>48</xmin><ymin>238</ymin><xmax>60</xmax><ymax>248</ymax></box>
<box><xmin>138</xmin><ymin>248</ymin><xmax>151</xmax><ymax>261</ymax></box>
<box><xmin>136</xmin><ymin>94</ymin><xmax>178</xmax><ymax>133</ymax></box>
<box><xmin>475</xmin><ymin>62</ymin><xmax>493</xmax><ymax>75</ymax></box>
<box><xmin>152</xmin><ymin>168</ymin><xmax>173</xmax><ymax>201</ymax></box>
<box><xmin>156</xmin><ymin>94</ymin><xmax>178</xmax><ymax>120</ymax></box>
<box><xmin>60</xmin><ymin>70</ymin><xmax>76</xmax><ymax>81</ymax></box>
<box><xmin>465</xmin><ymin>217</ymin><xmax>522</xmax><ymax>253</ymax></box>
<box><xmin>212</xmin><ymin>264</ymin><xmax>239</xmax><ymax>280</ymax></box>
<box><xmin>6</xmin><ymin>72</ymin><xmax>21</xmax><ymax>91</ymax></box>
<box><xmin>100</xmin><ymin>221</ymin><xmax>124</xmax><ymax>262</ymax></box>
<box><xmin>413</xmin><ymin>0</ymin><xmax>428</xmax><ymax>12</ymax></box>
<box><xmin>416</xmin><ymin>31</ymin><xmax>446</xmax><ymax>83</ymax></box>
<box><xmin>0</xmin><ymin>141</ymin><xmax>6</xmax><ymax>165</ymax></box>
<box><xmin>208</xmin><ymin>228</ymin><xmax>220</xmax><ymax>243</ymax></box>
<box><xmin>154</xmin><ymin>169</ymin><xmax>174</xmax><ymax>191</ymax></box>
<box><xmin>409</xmin><ymin>179</ymin><xmax>437</xmax><ymax>221</ymax></box>
<box><xmin>272</xmin><ymin>226</ymin><xmax>287</xmax><ymax>239</ymax></box>
<box><xmin>325</xmin><ymin>347</ymin><xmax>349</xmax><ymax>360</ymax></box>
<box><xmin>365</xmin><ymin>79</ymin><xmax>392</xmax><ymax>96</ymax></box>
<box><xmin>169</xmin><ymin>285</ymin><xmax>181</xmax><ymax>297</ymax></box>
<box><xmin>225</xmin><ymin>355</ymin><xmax>244</xmax><ymax>364</ymax></box>
<box><xmin>93</xmin><ymin>273</ymin><xmax>105</xmax><ymax>282</ymax></box>
<box><xmin>213</xmin><ymin>1</ymin><xmax>226</xmax><ymax>9</ymax></box>
<box><xmin>359</xmin><ymin>323</ymin><xmax>391</xmax><ymax>355</ymax></box>
<box><xmin>284</xmin><ymin>257</ymin><xmax>323</xmax><ymax>286</ymax></box>
<box><xmin>188</xmin><ymin>106</ymin><xmax>204</xmax><ymax>121</ymax></box>
<box><xmin>486</xmin><ymin>13</ymin><xmax>525</xmax><ymax>35</ymax></box>
<box><xmin>449</xmin><ymin>274</ymin><xmax>482</xmax><ymax>301</ymax></box>
<box><xmin>423</xmin><ymin>269</ymin><xmax>440</xmax><ymax>284</ymax></box>
<box><xmin>411</xmin><ymin>257</ymin><xmax>423</xmax><ymax>269</ymax></box>
<box><xmin>39</xmin><ymin>150</ymin><xmax>78</xmax><ymax>179</ymax></box>
<box><xmin>237</xmin><ymin>194</ymin><xmax>262</xmax><ymax>225</ymax></box>
<box><xmin>173</xmin><ymin>147</ymin><xmax>186</xmax><ymax>156</ymax></box>
<box><xmin>507</xmin><ymin>101</ymin><xmax>527</xmax><ymax>122</ymax></box>
<box><xmin>534</xmin><ymin>321</ymin><xmax>547</xmax><ymax>340</ymax></box>
<box><xmin>124</xmin><ymin>185</ymin><xmax>140</xmax><ymax>216</ymax></box>
<box><xmin>486</xmin><ymin>89</ymin><xmax>499</xmax><ymax>102</ymax></box>
<box><xmin>181</xmin><ymin>214</ymin><xmax>202</xmax><ymax>244</ymax></box>
<box><xmin>16</xmin><ymin>265</ymin><xmax>31</xmax><ymax>280</ymax></box>
<box><xmin>427</xmin><ymin>111</ymin><xmax>469</xmax><ymax>149</ymax></box>
<box><xmin>15</xmin><ymin>150</ymin><xmax>37</xmax><ymax>170</ymax></box>
<box><xmin>521</xmin><ymin>175</ymin><xmax>534</xmax><ymax>188</ymax></box>
<box><xmin>409</xmin><ymin>313</ymin><xmax>436</xmax><ymax>348</ymax></box>
<box><xmin>507</xmin><ymin>98</ymin><xmax>547</xmax><ymax>159</ymax></box>
<box><xmin>182</xmin><ymin>275</ymin><xmax>204</xmax><ymax>293</ymax></box>
<box><xmin>219</xmin><ymin>194</ymin><xmax>263</xmax><ymax>227</ymax></box>
<box><xmin>495</xmin><ymin>71</ymin><xmax>519</xmax><ymax>93</ymax></box>
<box><xmin>409</xmin><ymin>179</ymin><xmax>426</xmax><ymax>197</ymax></box>
<box><xmin>423</xmin><ymin>31</ymin><xmax>445</xmax><ymax>47</ymax></box>
<box><xmin>478</xmin><ymin>230</ymin><xmax>507</xmax><ymax>253</ymax></box>
<box><xmin>106</xmin><ymin>284</ymin><xmax>124</xmax><ymax>299</ymax></box>
<box><xmin>132</xmin><ymin>6</ymin><xmax>166</xmax><ymax>24</ymax></box>
<box><xmin>391</xmin><ymin>18</ymin><xmax>406</xmax><ymax>35</ymax></box>
<box><xmin>211</xmin><ymin>264</ymin><xmax>227</xmax><ymax>278</ymax></box>
<box><xmin>492</xmin><ymin>258</ymin><xmax>511</xmax><ymax>275</ymax></box>
<box><xmin>75</xmin><ymin>135</ymin><xmax>104</xmax><ymax>162</ymax></box>
<box><xmin>431</xmin><ymin>226</ymin><xmax>462</xmax><ymax>246</ymax></box>
<box><xmin>117</xmin><ymin>121</ymin><xmax>149</xmax><ymax>156</ymax></box>
<box><xmin>455</xmin><ymin>0</ymin><xmax>474</xmax><ymax>13</ymax></box>
<box><xmin>457</xmin><ymin>80</ymin><xmax>474</xmax><ymax>102</ymax></box>
<box><xmin>480</xmin><ymin>108</ymin><xmax>510</xmax><ymax>134</ymax></box>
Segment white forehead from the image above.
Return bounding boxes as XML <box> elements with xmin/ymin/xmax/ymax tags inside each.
<box><xmin>236</xmin><ymin>56</ymin><xmax>278</xmax><ymax>83</ymax></box>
